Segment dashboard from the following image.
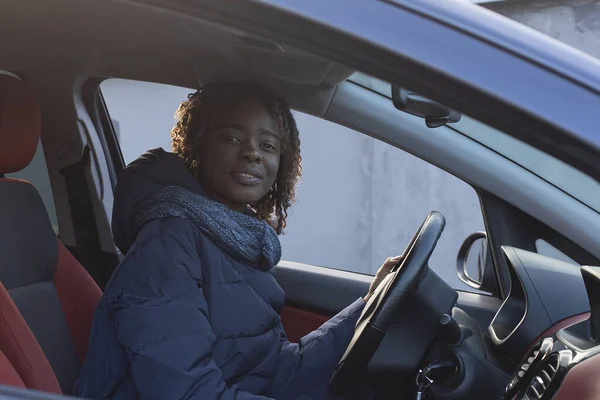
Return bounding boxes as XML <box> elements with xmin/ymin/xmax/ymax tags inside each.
<box><xmin>489</xmin><ymin>247</ymin><xmax>589</xmax><ymax>364</ymax></box>
<box><xmin>489</xmin><ymin>246</ymin><xmax>600</xmax><ymax>400</ymax></box>
<box><xmin>503</xmin><ymin>314</ymin><xmax>600</xmax><ymax>399</ymax></box>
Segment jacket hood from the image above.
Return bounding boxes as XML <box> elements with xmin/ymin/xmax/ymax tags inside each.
<box><xmin>112</xmin><ymin>148</ymin><xmax>203</xmax><ymax>253</ymax></box>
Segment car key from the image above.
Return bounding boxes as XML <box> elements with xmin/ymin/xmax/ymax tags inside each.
<box><xmin>415</xmin><ymin>360</ymin><xmax>457</xmax><ymax>399</ymax></box>
<box><xmin>415</xmin><ymin>368</ymin><xmax>433</xmax><ymax>400</ymax></box>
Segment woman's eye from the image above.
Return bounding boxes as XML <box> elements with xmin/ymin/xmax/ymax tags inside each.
<box><xmin>261</xmin><ymin>142</ymin><xmax>276</xmax><ymax>150</ymax></box>
<box><xmin>227</xmin><ymin>136</ymin><xmax>241</xmax><ymax>143</ymax></box>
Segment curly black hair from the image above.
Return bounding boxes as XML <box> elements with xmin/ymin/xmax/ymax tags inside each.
<box><xmin>171</xmin><ymin>81</ymin><xmax>302</xmax><ymax>234</ymax></box>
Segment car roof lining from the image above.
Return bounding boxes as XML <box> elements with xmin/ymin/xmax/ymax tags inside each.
<box><xmin>0</xmin><ymin>0</ymin><xmax>350</xmax><ymax>117</ymax></box>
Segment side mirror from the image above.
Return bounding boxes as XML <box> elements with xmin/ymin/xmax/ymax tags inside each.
<box><xmin>457</xmin><ymin>231</ymin><xmax>487</xmax><ymax>290</ymax></box>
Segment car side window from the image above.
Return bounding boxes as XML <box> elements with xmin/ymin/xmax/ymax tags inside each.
<box><xmin>101</xmin><ymin>79</ymin><xmax>486</xmax><ymax>291</ymax></box>
<box><xmin>101</xmin><ymin>79</ymin><xmax>191</xmax><ymax>164</ymax></box>
<box><xmin>6</xmin><ymin>141</ymin><xmax>59</xmax><ymax>234</ymax></box>
<box><xmin>280</xmin><ymin>113</ymin><xmax>485</xmax><ymax>291</ymax></box>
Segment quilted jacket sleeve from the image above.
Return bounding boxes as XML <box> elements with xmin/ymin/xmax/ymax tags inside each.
<box><xmin>266</xmin><ymin>299</ymin><xmax>365</xmax><ymax>400</ymax></box>
<box><xmin>108</xmin><ymin>217</ymin><xmax>272</xmax><ymax>400</ymax></box>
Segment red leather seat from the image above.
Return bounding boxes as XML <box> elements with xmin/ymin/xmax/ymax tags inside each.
<box><xmin>0</xmin><ymin>351</ymin><xmax>26</xmax><ymax>390</ymax></box>
<box><xmin>0</xmin><ymin>73</ymin><xmax>103</xmax><ymax>394</ymax></box>
<box><xmin>0</xmin><ymin>281</ymin><xmax>60</xmax><ymax>393</ymax></box>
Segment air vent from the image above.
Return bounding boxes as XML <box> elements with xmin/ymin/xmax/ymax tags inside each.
<box><xmin>505</xmin><ymin>338</ymin><xmax>553</xmax><ymax>398</ymax></box>
<box><xmin>523</xmin><ymin>351</ymin><xmax>571</xmax><ymax>400</ymax></box>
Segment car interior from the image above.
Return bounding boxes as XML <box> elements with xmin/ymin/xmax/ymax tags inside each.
<box><xmin>2</xmin><ymin>1</ymin><xmax>600</xmax><ymax>399</ymax></box>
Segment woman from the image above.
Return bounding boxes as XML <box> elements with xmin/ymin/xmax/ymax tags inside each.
<box><xmin>76</xmin><ymin>81</ymin><xmax>400</xmax><ymax>400</ymax></box>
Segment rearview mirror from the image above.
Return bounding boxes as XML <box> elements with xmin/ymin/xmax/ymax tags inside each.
<box><xmin>456</xmin><ymin>231</ymin><xmax>487</xmax><ymax>290</ymax></box>
<box><xmin>391</xmin><ymin>86</ymin><xmax>461</xmax><ymax>128</ymax></box>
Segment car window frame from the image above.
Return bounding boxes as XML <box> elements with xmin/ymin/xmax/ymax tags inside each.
<box><xmin>349</xmin><ymin>73</ymin><xmax>600</xmax><ymax>216</ymax></box>
<box><xmin>97</xmin><ymin>78</ymin><xmax>491</xmax><ymax>292</ymax></box>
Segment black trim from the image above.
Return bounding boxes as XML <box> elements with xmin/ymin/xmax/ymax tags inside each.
<box><xmin>538</xmin><ymin>226</ymin><xmax>600</xmax><ymax>267</ymax></box>
<box><xmin>98</xmin><ymin>90</ymin><xmax>125</xmax><ymax>173</ymax></box>
<box><xmin>60</xmin><ymin>148</ymin><xmax>97</xmax><ymax>248</ymax></box>
<box><xmin>65</xmin><ymin>245</ymin><xmax>117</xmax><ymax>290</ymax></box>
<box><xmin>59</xmin><ymin>147</ymin><xmax>116</xmax><ymax>289</ymax></box>
<box><xmin>81</xmin><ymin>79</ymin><xmax>125</xmax><ymax>190</ymax></box>
<box><xmin>456</xmin><ymin>290</ymin><xmax>502</xmax><ymax>328</ymax></box>
<box><xmin>479</xmin><ymin>191</ymin><xmax>538</xmax><ymax>299</ymax></box>
<box><xmin>479</xmin><ymin>190</ymin><xmax>600</xmax><ymax>301</ymax></box>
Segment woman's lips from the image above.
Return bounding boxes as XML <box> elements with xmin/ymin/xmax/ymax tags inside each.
<box><xmin>231</xmin><ymin>171</ymin><xmax>263</xmax><ymax>186</ymax></box>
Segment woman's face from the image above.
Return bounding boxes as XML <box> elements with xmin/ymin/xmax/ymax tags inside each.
<box><xmin>195</xmin><ymin>97</ymin><xmax>281</xmax><ymax>212</ymax></box>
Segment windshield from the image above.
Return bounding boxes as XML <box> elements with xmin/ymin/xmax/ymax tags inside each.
<box><xmin>350</xmin><ymin>73</ymin><xmax>600</xmax><ymax>213</ymax></box>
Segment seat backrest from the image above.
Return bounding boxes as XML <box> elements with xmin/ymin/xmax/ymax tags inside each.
<box><xmin>0</xmin><ymin>73</ymin><xmax>102</xmax><ymax>394</ymax></box>
<box><xmin>0</xmin><ymin>350</ymin><xmax>26</xmax><ymax>390</ymax></box>
<box><xmin>0</xmin><ymin>281</ymin><xmax>60</xmax><ymax>393</ymax></box>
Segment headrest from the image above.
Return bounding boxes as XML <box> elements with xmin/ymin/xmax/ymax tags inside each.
<box><xmin>0</xmin><ymin>74</ymin><xmax>41</xmax><ymax>174</ymax></box>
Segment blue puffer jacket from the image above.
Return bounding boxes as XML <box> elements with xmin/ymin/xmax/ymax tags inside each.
<box><xmin>75</xmin><ymin>149</ymin><xmax>365</xmax><ymax>400</ymax></box>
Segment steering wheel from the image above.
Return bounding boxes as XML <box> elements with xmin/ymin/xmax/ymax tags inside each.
<box><xmin>329</xmin><ymin>211</ymin><xmax>446</xmax><ymax>396</ymax></box>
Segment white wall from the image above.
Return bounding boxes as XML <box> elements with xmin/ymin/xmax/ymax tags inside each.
<box><xmin>102</xmin><ymin>79</ymin><xmax>485</xmax><ymax>290</ymax></box>
<box><xmin>487</xmin><ymin>0</ymin><xmax>600</xmax><ymax>60</ymax></box>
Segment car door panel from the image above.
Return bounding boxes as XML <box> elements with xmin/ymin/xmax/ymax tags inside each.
<box><xmin>273</xmin><ymin>262</ymin><xmax>370</xmax><ymax>341</ymax></box>
<box><xmin>455</xmin><ymin>290</ymin><xmax>502</xmax><ymax>328</ymax></box>
<box><xmin>279</xmin><ymin>306</ymin><xmax>329</xmax><ymax>343</ymax></box>
<box><xmin>273</xmin><ymin>262</ymin><xmax>371</xmax><ymax>314</ymax></box>
<box><xmin>273</xmin><ymin>261</ymin><xmax>501</xmax><ymax>342</ymax></box>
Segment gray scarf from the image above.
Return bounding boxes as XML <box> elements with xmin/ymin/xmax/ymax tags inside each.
<box><xmin>134</xmin><ymin>186</ymin><xmax>281</xmax><ymax>270</ymax></box>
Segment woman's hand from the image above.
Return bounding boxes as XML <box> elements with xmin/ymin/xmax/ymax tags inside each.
<box><xmin>363</xmin><ymin>255</ymin><xmax>403</xmax><ymax>302</ymax></box>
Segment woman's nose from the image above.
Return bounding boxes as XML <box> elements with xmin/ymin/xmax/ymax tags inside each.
<box><xmin>240</xmin><ymin>143</ymin><xmax>262</xmax><ymax>163</ymax></box>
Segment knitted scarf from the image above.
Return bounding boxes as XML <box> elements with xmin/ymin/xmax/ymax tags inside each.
<box><xmin>134</xmin><ymin>186</ymin><xmax>281</xmax><ymax>270</ymax></box>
